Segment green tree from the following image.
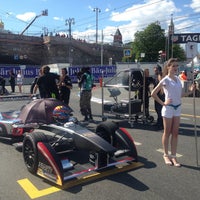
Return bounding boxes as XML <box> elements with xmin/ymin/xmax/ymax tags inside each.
<box><xmin>171</xmin><ymin>44</ymin><xmax>186</xmax><ymax>61</ymax></box>
<box><xmin>130</xmin><ymin>22</ymin><xmax>186</xmax><ymax>62</ymax></box>
<box><xmin>132</xmin><ymin>22</ymin><xmax>166</xmax><ymax>62</ymax></box>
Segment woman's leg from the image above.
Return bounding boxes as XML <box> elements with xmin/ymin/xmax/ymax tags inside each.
<box><xmin>162</xmin><ymin>117</ymin><xmax>172</xmax><ymax>155</ymax></box>
<box><xmin>170</xmin><ymin>116</ymin><xmax>180</xmax><ymax>155</ymax></box>
<box><xmin>170</xmin><ymin>116</ymin><xmax>181</xmax><ymax>166</ymax></box>
<box><xmin>162</xmin><ymin>117</ymin><xmax>173</xmax><ymax>165</ymax></box>
<box><xmin>18</xmin><ymin>84</ymin><xmax>22</xmax><ymax>93</ymax></box>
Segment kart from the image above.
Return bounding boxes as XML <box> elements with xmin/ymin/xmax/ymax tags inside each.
<box><xmin>0</xmin><ymin>98</ymin><xmax>138</xmax><ymax>186</ymax></box>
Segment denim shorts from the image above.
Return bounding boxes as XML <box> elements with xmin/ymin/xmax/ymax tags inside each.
<box><xmin>161</xmin><ymin>104</ymin><xmax>181</xmax><ymax>118</ymax></box>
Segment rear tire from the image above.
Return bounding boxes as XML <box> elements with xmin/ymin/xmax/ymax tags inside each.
<box><xmin>96</xmin><ymin>121</ymin><xmax>138</xmax><ymax>161</ymax></box>
<box><xmin>96</xmin><ymin>121</ymin><xmax>119</xmax><ymax>144</ymax></box>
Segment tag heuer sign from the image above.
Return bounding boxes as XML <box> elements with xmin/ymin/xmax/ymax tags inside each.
<box><xmin>171</xmin><ymin>33</ymin><xmax>200</xmax><ymax>43</ymax></box>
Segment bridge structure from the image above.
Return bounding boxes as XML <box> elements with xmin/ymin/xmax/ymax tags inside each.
<box><xmin>0</xmin><ymin>32</ymin><xmax>123</xmax><ymax>66</ymax></box>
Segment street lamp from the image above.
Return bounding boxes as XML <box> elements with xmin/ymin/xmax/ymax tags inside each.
<box><xmin>65</xmin><ymin>18</ymin><xmax>75</xmax><ymax>66</ymax></box>
<box><xmin>93</xmin><ymin>7</ymin><xmax>101</xmax><ymax>44</ymax></box>
<box><xmin>65</xmin><ymin>18</ymin><xmax>75</xmax><ymax>40</ymax></box>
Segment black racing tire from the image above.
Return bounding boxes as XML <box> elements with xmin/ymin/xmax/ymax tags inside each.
<box><xmin>96</xmin><ymin>122</ymin><xmax>138</xmax><ymax>161</ymax></box>
<box><xmin>96</xmin><ymin>121</ymin><xmax>119</xmax><ymax>144</ymax></box>
<box><xmin>23</xmin><ymin>132</ymin><xmax>48</xmax><ymax>174</ymax></box>
<box><xmin>0</xmin><ymin>123</ymin><xmax>7</xmax><ymax>136</ymax></box>
<box><xmin>147</xmin><ymin>116</ymin><xmax>154</xmax><ymax>123</ymax></box>
<box><xmin>102</xmin><ymin>116</ymin><xmax>107</xmax><ymax>121</ymax></box>
<box><xmin>122</xmin><ymin>70</ymin><xmax>143</xmax><ymax>91</ymax></box>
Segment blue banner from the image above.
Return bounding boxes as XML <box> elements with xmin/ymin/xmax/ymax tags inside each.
<box><xmin>0</xmin><ymin>65</ymin><xmax>116</xmax><ymax>83</ymax></box>
<box><xmin>69</xmin><ymin>65</ymin><xmax>116</xmax><ymax>82</ymax></box>
<box><xmin>0</xmin><ymin>65</ymin><xmax>40</xmax><ymax>78</ymax></box>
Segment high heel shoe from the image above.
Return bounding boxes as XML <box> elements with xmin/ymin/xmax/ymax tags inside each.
<box><xmin>163</xmin><ymin>154</ymin><xmax>172</xmax><ymax>166</ymax></box>
<box><xmin>170</xmin><ymin>155</ymin><xmax>181</xmax><ymax>167</ymax></box>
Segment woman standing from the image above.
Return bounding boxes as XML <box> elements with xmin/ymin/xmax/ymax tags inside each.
<box><xmin>151</xmin><ymin>58</ymin><xmax>195</xmax><ymax>167</ymax></box>
<box><xmin>58</xmin><ymin>68</ymin><xmax>72</xmax><ymax>105</ymax></box>
<box><xmin>17</xmin><ymin>70</ymin><xmax>23</xmax><ymax>93</ymax></box>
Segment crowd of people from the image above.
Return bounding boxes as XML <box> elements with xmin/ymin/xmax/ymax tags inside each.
<box><xmin>0</xmin><ymin>65</ymin><xmax>95</xmax><ymax>122</ymax></box>
<box><xmin>31</xmin><ymin>65</ymin><xmax>94</xmax><ymax>122</ymax></box>
<box><xmin>0</xmin><ymin>69</ymin><xmax>24</xmax><ymax>95</ymax></box>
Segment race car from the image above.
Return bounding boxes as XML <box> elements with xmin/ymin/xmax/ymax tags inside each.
<box><xmin>0</xmin><ymin>98</ymin><xmax>70</xmax><ymax>139</ymax></box>
<box><xmin>0</xmin><ymin>111</ymin><xmax>34</xmax><ymax>139</ymax></box>
<box><xmin>22</xmin><ymin>119</ymin><xmax>138</xmax><ymax>186</ymax></box>
<box><xmin>0</xmin><ymin>98</ymin><xmax>138</xmax><ymax>186</ymax></box>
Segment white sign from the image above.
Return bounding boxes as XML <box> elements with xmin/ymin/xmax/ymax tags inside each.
<box><xmin>20</xmin><ymin>65</ymin><xmax>26</xmax><ymax>70</ymax></box>
<box><xmin>186</xmin><ymin>42</ymin><xmax>198</xmax><ymax>59</ymax></box>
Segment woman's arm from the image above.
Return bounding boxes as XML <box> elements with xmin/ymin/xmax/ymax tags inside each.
<box><xmin>151</xmin><ymin>83</ymin><xmax>166</xmax><ymax>106</ymax></box>
<box><xmin>151</xmin><ymin>83</ymin><xmax>172</xmax><ymax>106</ymax></box>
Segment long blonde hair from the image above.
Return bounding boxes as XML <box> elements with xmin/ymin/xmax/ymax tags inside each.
<box><xmin>162</xmin><ymin>58</ymin><xmax>178</xmax><ymax>77</ymax></box>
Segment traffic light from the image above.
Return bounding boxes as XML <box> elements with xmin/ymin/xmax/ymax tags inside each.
<box><xmin>158</xmin><ymin>50</ymin><xmax>166</xmax><ymax>63</ymax></box>
<box><xmin>158</xmin><ymin>50</ymin><xmax>162</xmax><ymax>63</ymax></box>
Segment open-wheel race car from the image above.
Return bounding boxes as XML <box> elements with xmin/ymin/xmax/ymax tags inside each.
<box><xmin>0</xmin><ymin>98</ymin><xmax>138</xmax><ymax>186</ymax></box>
<box><xmin>0</xmin><ymin>111</ymin><xmax>34</xmax><ymax>139</ymax></box>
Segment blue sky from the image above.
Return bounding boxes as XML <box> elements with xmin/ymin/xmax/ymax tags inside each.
<box><xmin>0</xmin><ymin>0</ymin><xmax>200</xmax><ymax>43</ymax></box>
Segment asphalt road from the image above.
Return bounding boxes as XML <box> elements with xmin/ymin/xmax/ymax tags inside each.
<box><xmin>0</xmin><ymin>84</ymin><xmax>199</xmax><ymax>200</ymax></box>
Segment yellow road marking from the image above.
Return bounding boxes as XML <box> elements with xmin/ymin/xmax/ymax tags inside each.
<box><xmin>17</xmin><ymin>162</ymin><xmax>143</xmax><ymax>199</ymax></box>
<box><xmin>150</xmin><ymin>109</ymin><xmax>200</xmax><ymax>119</ymax></box>
<box><xmin>17</xmin><ymin>178</ymin><xmax>60</xmax><ymax>199</ymax></box>
<box><xmin>181</xmin><ymin>113</ymin><xmax>200</xmax><ymax>119</ymax></box>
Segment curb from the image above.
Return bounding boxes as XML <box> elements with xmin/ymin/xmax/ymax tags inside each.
<box><xmin>0</xmin><ymin>94</ymin><xmax>31</xmax><ymax>101</ymax></box>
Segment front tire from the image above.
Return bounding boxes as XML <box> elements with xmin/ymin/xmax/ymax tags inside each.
<box><xmin>23</xmin><ymin>132</ymin><xmax>47</xmax><ymax>174</ymax></box>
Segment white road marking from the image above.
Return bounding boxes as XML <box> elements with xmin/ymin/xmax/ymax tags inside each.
<box><xmin>91</xmin><ymin>96</ymin><xmax>112</xmax><ymax>104</ymax></box>
<box><xmin>156</xmin><ymin>148</ymin><xmax>183</xmax><ymax>157</ymax></box>
<box><xmin>181</xmin><ymin>117</ymin><xmax>190</xmax><ymax>121</ymax></box>
<box><xmin>77</xmin><ymin>93</ymin><xmax>112</xmax><ymax>104</ymax></box>
<box><xmin>134</xmin><ymin>141</ymin><xmax>142</xmax><ymax>146</ymax></box>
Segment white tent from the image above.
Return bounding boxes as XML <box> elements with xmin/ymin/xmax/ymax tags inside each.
<box><xmin>187</xmin><ymin>55</ymin><xmax>200</xmax><ymax>68</ymax></box>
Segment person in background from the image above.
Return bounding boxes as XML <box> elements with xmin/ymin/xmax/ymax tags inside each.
<box><xmin>33</xmin><ymin>66</ymin><xmax>60</xmax><ymax>99</ymax></box>
<box><xmin>178</xmin><ymin>70</ymin><xmax>187</xmax><ymax>81</ymax></box>
<box><xmin>138</xmin><ymin>68</ymin><xmax>154</xmax><ymax>117</ymax></box>
<box><xmin>9</xmin><ymin>69</ymin><xmax>16</xmax><ymax>93</ymax></box>
<box><xmin>194</xmin><ymin>69</ymin><xmax>200</xmax><ymax>82</ymax></box>
<box><xmin>78</xmin><ymin>67</ymin><xmax>94</xmax><ymax>121</ymax></box>
<box><xmin>151</xmin><ymin>58</ymin><xmax>196</xmax><ymax>167</ymax></box>
<box><xmin>16</xmin><ymin>70</ymin><xmax>23</xmax><ymax>93</ymax></box>
<box><xmin>30</xmin><ymin>68</ymin><xmax>43</xmax><ymax>95</ymax></box>
<box><xmin>152</xmin><ymin>66</ymin><xmax>165</xmax><ymax>130</ymax></box>
<box><xmin>58</xmin><ymin>68</ymin><xmax>72</xmax><ymax>105</ymax></box>
<box><xmin>0</xmin><ymin>75</ymin><xmax>6</xmax><ymax>95</ymax></box>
